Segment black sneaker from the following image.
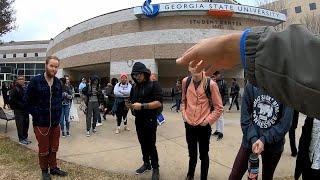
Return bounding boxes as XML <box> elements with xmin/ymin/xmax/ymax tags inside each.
<box><xmin>135</xmin><ymin>163</ymin><xmax>151</xmax><ymax>175</ymax></box>
<box><xmin>25</xmin><ymin>139</ymin><xmax>32</xmax><ymax>144</ymax></box>
<box><xmin>66</xmin><ymin>132</ymin><xmax>71</xmax><ymax>137</ymax></box>
<box><xmin>152</xmin><ymin>168</ymin><xmax>160</xmax><ymax>180</ymax></box>
<box><xmin>212</xmin><ymin>131</ymin><xmax>219</xmax><ymax>136</ymax></box>
<box><xmin>50</xmin><ymin>168</ymin><xmax>68</xmax><ymax>177</ymax></box>
<box><xmin>62</xmin><ymin>132</ymin><xmax>66</xmax><ymax>138</ymax></box>
<box><xmin>185</xmin><ymin>175</ymin><xmax>194</xmax><ymax>180</ymax></box>
<box><xmin>42</xmin><ymin>170</ymin><xmax>51</xmax><ymax>180</ymax></box>
<box><xmin>217</xmin><ymin>133</ymin><xmax>223</xmax><ymax>141</ymax></box>
<box><xmin>19</xmin><ymin>139</ymin><xmax>29</xmax><ymax>145</ymax></box>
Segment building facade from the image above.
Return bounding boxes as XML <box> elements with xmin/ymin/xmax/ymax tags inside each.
<box><xmin>0</xmin><ymin>40</ymin><xmax>48</xmax><ymax>83</ymax></box>
<box><xmin>46</xmin><ymin>0</ymin><xmax>284</xmax><ymax>88</ymax></box>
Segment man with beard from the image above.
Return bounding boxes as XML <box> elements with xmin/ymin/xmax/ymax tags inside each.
<box><xmin>25</xmin><ymin>56</ymin><xmax>68</xmax><ymax>180</ymax></box>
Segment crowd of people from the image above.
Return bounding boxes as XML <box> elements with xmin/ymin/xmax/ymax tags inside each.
<box><xmin>0</xmin><ymin>24</ymin><xmax>319</xmax><ymax>180</ymax></box>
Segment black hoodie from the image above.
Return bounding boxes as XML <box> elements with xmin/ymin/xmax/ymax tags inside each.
<box><xmin>130</xmin><ymin>62</ymin><xmax>162</xmax><ymax>120</ymax></box>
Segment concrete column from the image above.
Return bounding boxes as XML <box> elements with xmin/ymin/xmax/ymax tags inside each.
<box><xmin>110</xmin><ymin>59</ymin><xmax>158</xmax><ymax>80</ymax></box>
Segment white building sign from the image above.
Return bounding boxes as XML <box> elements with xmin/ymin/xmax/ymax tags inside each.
<box><xmin>134</xmin><ymin>2</ymin><xmax>286</xmax><ymax>22</ymax></box>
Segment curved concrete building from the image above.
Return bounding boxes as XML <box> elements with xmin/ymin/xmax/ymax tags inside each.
<box><xmin>47</xmin><ymin>0</ymin><xmax>285</xmax><ymax>87</ymax></box>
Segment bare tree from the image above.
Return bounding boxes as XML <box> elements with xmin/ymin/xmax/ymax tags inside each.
<box><xmin>300</xmin><ymin>14</ymin><xmax>320</xmax><ymax>35</ymax></box>
<box><xmin>0</xmin><ymin>0</ymin><xmax>16</xmax><ymax>37</ymax></box>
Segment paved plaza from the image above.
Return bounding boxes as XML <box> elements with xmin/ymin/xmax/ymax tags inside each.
<box><xmin>0</xmin><ymin>99</ymin><xmax>303</xmax><ymax>179</ymax></box>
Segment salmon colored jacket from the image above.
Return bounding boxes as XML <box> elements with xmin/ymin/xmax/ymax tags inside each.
<box><xmin>181</xmin><ymin>77</ymin><xmax>223</xmax><ymax>126</ymax></box>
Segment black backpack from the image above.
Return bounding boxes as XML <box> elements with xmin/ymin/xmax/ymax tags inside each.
<box><xmin>185</xmin><ymin>76</ymin><xmax>214</xmax><ymax>111</ymax></box>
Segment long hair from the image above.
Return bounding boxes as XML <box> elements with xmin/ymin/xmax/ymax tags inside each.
<box><xmin>200</xmin><ymin>71</ymin><xmax>209</xmax><ymax>90</ymax></box>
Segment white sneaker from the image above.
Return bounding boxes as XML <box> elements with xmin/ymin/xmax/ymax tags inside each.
<box><xmin>96</xmin><ymin>123</ymin><xmax>102</xmax><ymax>127</ymax></box>
<box><xmin>124</xmin><ymin>125</ymin><xmax>130</xmax><ymax>131</ymax></box>
<box><xmin>86</xmin><ymin>131</ymin><xmax>90</xmax><ymax>137</ymax></box>
<box><xmin>115</xmin><ymin>127</ymin><xmax>120</xmax><ymax>134</ymax></box>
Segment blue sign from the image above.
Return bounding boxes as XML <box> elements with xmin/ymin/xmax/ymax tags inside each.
<box><xmin>141</xmin><ymin>0</ymin><xmax>159</xmax><ymax>18</ymax></box>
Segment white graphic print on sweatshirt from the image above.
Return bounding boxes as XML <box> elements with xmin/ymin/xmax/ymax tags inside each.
<box><xmin>310</xmin><ymin>119</ymin><xmax>320</xmax><ymax>170</ymax></box>
<box><xmin>253</xmin><ymin>95</ymin><xmax>280</xmax><ymax>129</ymax></box>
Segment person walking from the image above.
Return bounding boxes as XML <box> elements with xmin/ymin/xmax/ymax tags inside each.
<box><xmin>129</xmin><ymin>62</ymin><xmax>163</xmax><ymax>180</ymax></box>
<box><xmin>229</xmin><ymin>83</ymin><xmax>293</xmax><ymax>180</ymax></box>
<box><xmin>60</xmin><ymin>78</ymin><xmax>73</xmax><ymax>137</ymax></box>
<box><xmin>82</xmin><ymin>75</ymin><xmax>104</xmax><ymax>137</ymax></box>
<box><xmin>228</xmin><ymin>78</ymin><xmax>240</xmax><ymax>112</ymax></box>
<box><xmin>10</xmin><ymin>75</ymin><xmax>31</xmax><ymax>145</ymax></box>
<box><xmin>181</xmin><ymin>65</ymin><xmax>223</xmax><ymax>180</ymax></box>
<box><xmin>113</xmin><ymin>73</ymin><xmax>132</xmax><ymax>134</ymax></box>
<box><xmin>25</xmin><ymin>56</ymin><xmax>68</xmax><ymax>180</ymax></box>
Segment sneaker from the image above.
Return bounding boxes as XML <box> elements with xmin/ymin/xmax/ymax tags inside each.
<box><xmin>50</xmin><ymin>167</ymin><xmax>68</xmax><ymax>177</ymax></box>
<box><xmin>86</xmin><ymin>131</ymin><xmax>91</xmax><ymax>137</ymax></box>
<box><xmin>42</xmin><ymin>170</ymin><xmax>51</xmax><ymax>180</ymax></box>
<box><xmin>24</xmin><ymin>139</ymin><xmax>32</xmax><ymax>144</ymax></box>
<box><xmin>19</xmin><ymin>139</ymin><xmax>29</xmax><ymax>145</ymax></box>
<box><xmin>217</xmin><ymin>133</ymin><xmax>224</xmax><ymax>141</ymax></box>
<box><xmin>62</xmin><ymin>132</ymin><xmax>66</xmax><ymax>138</ymax></box>
<box><xmin>185</xmin><ymin>175</ymin><xmax>194</xmax><ymax>180</ymax></box>
<box><xmin>115</xmin><ymin>127</ymin><xmax>120</xmax><ymax>134</ymax></box>
<box><xmin>92</xmin><ymin>129</ymin><xmax>97</xmax><ymax>133</ymax></box>
<box><xmin>135</xmin><ymin>163</ymin><xmax>152</xmax><ymax>175</ymax></box>
<box><xmin>152</xmin><ymin>168</ymin><xmax>160</xmax><ymax>180</ymax></box>
<box><xmin>66</xmin><ymin>132</ymin><xmax>71</xmax><ymax>137</ymax></box>
<box><xmin>96</xmin><ymin>123</ymin><xmax>102</xmax><ymax>127</ymax></box>
<box><xmin>124</xmin><ymin>125</ymin><xmax>130</xmax><ymax>131</ymax></box>
<box><xmin>212</xmin><ymin>131</ymin><xmax>219</xmax><ymax>136</ymax></box>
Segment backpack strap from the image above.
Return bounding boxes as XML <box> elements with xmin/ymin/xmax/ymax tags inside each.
<box><xmin>184</xmin><ymin>76</ymin><xmax>192</xmax><ymax>97</ymax></box>
<box><xmin>205</xmin><ymin>77</ymin><xmax>214</xmax><ymax>111</ymax></box>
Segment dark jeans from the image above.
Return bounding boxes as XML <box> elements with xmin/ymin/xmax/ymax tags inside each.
<box><xmin>302</xmin><ymin>168</ymin><xmax>320</xmax><ymax>179</ymax></box>
<box><xmin>185</xmin><ymin>122</ymin><xmax>212</xmax><ymax>180</ymax></box>
<box><xmin>86</xmin><ymin>101</ymin><xmax>100</xmax><ymax>131</ymax></box>
<box><xmin>116</xmin><ymin>101</ymin><xmax>128</xmax><ymax>126</ymax></box>
<box><xmin>60</xmin><ymin>105</ymin><xmax>70</xmax><ymax>133</ymax></box>
<box><xmin>229</xmin><ymin>145</ymin><xmax>282</xmax><ymax>180</ymax></box>
<box><xmin>228</xmin><ymin>94</ymin><xmax>239</xmax><ymax>110</ymax></box>
<box><xmin>171</xmin><ymin>99</ymin><xmax>181</xmax><ymax>111</ymax></box>
<box><xmin>14</xmin><ymin>110</ymin><xmax>29</xmax><ymax>141</ymax></box>
<box><xmin>135</xmin><ymin>117</ymin><xmax>159</xmax><ymax>169</ymax></box>
<box><xmin>34</xmin><ymin>125</ymin><xmax>60</xmax><ymax>170</ymax></box>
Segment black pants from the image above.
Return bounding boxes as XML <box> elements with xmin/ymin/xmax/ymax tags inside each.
<box><xmin>229</xmin><ymin>145</ymin><xmax>282</xmax><ymax>180</ymax></box>
<box><xmin>289</xmin><ymin>110</ymin><xmax>299</xmax><ymax>155</ymax></box>
<box><xmin>228</xmin><ymin>94</ymin><xmax>239</xmax><ymax>110</ymax></box>
<box><xmin>135</xmin><ymin>117</ymin><xmax>159</xmax><ymax>169</ymax></box>
<box><xmin>86</xmin><ymin>101</ymin><xmax>100</xmax><ymax>131</ymax></box>
<box><xmin>116</xmin><ymin>101</ymin><xmax>128</xmax><ymax>126</ymax></box>
<box><xmin>14</xmin><ymin>110</ymin><xmax>29</xmax><ymax>141</ymax></box>
<box><xmin>185</xmin><ymin>122</ymin><xmax>211</xmax><ymax>180</ymax></box>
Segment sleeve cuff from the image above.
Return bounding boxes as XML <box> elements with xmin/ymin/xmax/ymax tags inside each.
<box><xmin>250</xmin><ymin>136</ymin><xmax>258</xmax><ymax>145</ymax></box>
<box><xmin>259</xmin><ymin>136</ymin><xmax>266</xmax><ymax>145</ymax></box>
<box><xmin>240</xmin><ymin>29</ymin><xmax>252</xmax><ymax>70</ymax></box>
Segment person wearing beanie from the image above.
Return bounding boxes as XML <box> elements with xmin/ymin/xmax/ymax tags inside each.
<box><xmin>82</xmin><ymin>75</ymin><xmax>104</xmax><ymax>137</ymax></box>
<box><xmin>113</xmin><ymin>73</ymin><xmax>132</xmax><ymax>134</ymax></box>
<box><xmin>129</xmin><ymin>62</ymin><xmax>163</xmax><ymax>180</ymax></box>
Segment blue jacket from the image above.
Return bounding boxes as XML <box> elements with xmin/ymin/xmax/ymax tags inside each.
<box><xmin>25</xmin><ymin>74</ymin><xmax>62</xmax><ymax>127</ymax></box>
<box><xmin>241</xmin><ymin>83</ymin><xmax>293</xmax><ymax>152</ymax></box>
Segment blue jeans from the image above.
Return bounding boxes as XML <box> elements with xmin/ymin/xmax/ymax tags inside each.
<box><xmin>60</xmin><ymin>104</ymin><xmax>70</xmax><ymax>133</ymax></box>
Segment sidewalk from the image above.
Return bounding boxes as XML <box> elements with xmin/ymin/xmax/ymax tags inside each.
<box><xmin>0</xmin><ymin>99</ymin><xmax>301</xmax><ymax>179</ymax></box>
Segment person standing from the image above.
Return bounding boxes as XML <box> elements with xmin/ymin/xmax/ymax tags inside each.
<box><xmin>289</xmin><ymin>110</ymin><xmax>299</xmax><ymax>157</ymax></box>
<box><xmin>113</xmin><ymin>73</ymin><xmax>132</xmax><ymax>134</ymax></box>
<box><xmin>228</xmin><ymin>78</ymin><xmax>240</xmax><ymax>112</ymax></box>
<box><xmin>25</xmin><ymin>56</ymin><xmax>68</xmax><ymax>180</ymax></box>
<box><xmin>129</xmin><ymin>62</ymin><xmax>163</xmax><ymax>180</ymax></box>
<box><xmin>10</xmin><ymin>75</ymin><xmax>31</xmax><ymax>145</ymax></box>
<box><xmin>78</xmin><ymin>78</ymin><xmax>86</xmax><ymax>94</ymax></box>
<box><xmin>181</xmin><ymin>66</ymin><xmax>223</xmax><ymax>180</ymax></box>
<box><xmin>212</xmin><ymin>71</ymin><xmax>228</xmax><ymax>141</ymax></box>
<box><xmin>60</xmin><ymin>78</ymin><xmax>73</xmax><ymax>137</ymax></box>
<box><xmin>170</xmin><ymin>82</ymin><xmax>182</xmax><ymax>112</ymax></box>
<box><xmin>82</xmin><ymin>75</ymin><xmax>104</xmax><ymax>137</ymax></box>
<box><xmin>2</xmin><ymin>82</ymin><xmax>9</xmax><ymax>109</ymax></box>
<box><xmin>229</xmin><ymin>83</ymin><xmax>293</xmax><ymax>180</ymax></box>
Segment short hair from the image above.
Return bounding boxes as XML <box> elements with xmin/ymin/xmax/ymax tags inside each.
<box><xmin>213</xmin><ymin>71</ymin><xmax>220</xmax><ymax>75</ymax></box>
<box><xmin>46</xmin><ymin>56</ymin><xmax>60</xmax><ymax>64</ymax></box>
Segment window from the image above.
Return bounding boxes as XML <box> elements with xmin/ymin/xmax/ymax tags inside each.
<box><xmin>295</xmin><ymin>6</ymin><xmax>302</xmax><ymax>13</ymax></box>
<box><xmin>280</xmin><ymin>9</ymin><xmax>287</xmax><ymax>16</ymax></box>
<box><xmin>17</xmin><ymin>63</ymin><xmax>24</xmax><ymax>69</ymax></box>
<box><xmin>25</xmin><ymin>63</ymin><xmax>35</xmax><ymax>69</ymax></box>
<box><xmin>310</xmin><ymin>3</ymin><xmax>317</xmax><ymax>10</ymax></box>
<box><xmin>3</xmin><ymin>54</ymin><xmax>6</xmax><ymax>58</ymax></box>
<box><xmin>35</xmin><ymin>63</ymin><xmax>45</xmax><ymax>69</ymax></box>
<box><xmin>23</xmin><ymin>53</ymin><xmax>27</xmax><ymax>57</ymax></box>
<box><xmin>13</xmin><ymin>54</ymin><xmax>16</xmax><ymax>58</ymax></box>
<box><xmin>35</xmin><ymin>53</ymin><xmax>38</xmax><ymax>57</ymax></box>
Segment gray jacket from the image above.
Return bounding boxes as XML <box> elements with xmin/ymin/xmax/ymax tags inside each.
<box><xmin>243</xmin><ymin>24</ymin><xmax>320</xmax><ymax>119</ymax></box>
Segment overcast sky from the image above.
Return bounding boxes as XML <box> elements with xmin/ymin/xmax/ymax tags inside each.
<box><xmin>1</xmin><ymin>0</ymin><xmax>255</xmax><ymax>42</ymax></box>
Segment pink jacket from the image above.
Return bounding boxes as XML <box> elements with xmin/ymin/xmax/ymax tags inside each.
<box><xmin>181</xmin><ymin>77</ymin><xmax>223</xmax><ymax>126</ymax></box>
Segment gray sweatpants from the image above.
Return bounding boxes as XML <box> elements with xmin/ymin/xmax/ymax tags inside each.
<box><xmin>86</xmin><ymin>101</ymin><xmax>100</xmax><ymax>131</ymax></box>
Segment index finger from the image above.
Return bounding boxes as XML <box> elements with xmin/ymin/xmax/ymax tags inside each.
<box><xmin>176</xmin><ymin>45</ymin><xmax>198</xmax><ymax>66</ymax></box>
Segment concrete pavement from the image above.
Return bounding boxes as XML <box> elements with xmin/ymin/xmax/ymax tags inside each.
<box><xmin>0</xmin><ymin>100</ymin><xmax>302</xmax><ymax>179</ymax></box>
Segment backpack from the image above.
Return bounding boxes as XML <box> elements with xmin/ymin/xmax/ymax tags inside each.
<box><xmin>185</xmin><ymin>76</ymin><xmax>214</xmax><ymax>111</ymax></box>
